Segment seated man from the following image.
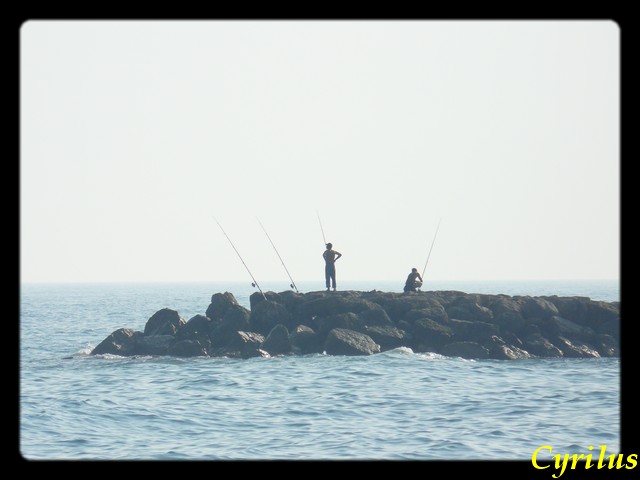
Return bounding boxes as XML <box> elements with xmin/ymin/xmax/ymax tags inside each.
<box><xmin>403</xmin><ymin>268</ymin><xmax>423</xmax><ymax>293</ymax></box>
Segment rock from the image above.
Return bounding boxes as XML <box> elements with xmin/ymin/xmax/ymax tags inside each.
<box><xmin>440</xmin><ymin>341</ymin><xmax>490</xmax><ymax>359</ymax></box>
<box><xmin>324</xmin><ymin>328</ymin><xmax>381</xmax><ymax>356</ymax></box>
<box><xmin>91</xmin><ymin>328</ymin><xmax>142</xmax><ymax>356</ymax></box>
<box><xmin>243</xmin><ymin>348</ymin><xmax>271</xmax><ymax>359</ymax></box>
<box><xmin>227</xmin><ymin>330</ymin><xmax>265</xmax><ymax>349</ymax></box>
<box><xmin>168</xmin><ymin>339</ymin><xmax>208</xmax><ymax>357</ymax></box>
<box><xmin>500</xmin><ymin>331</ymin><xmax>525</xmax><ymax>348</ymax></box>
<box><xmin>250</xmin><ymin>300</ymin><xmax>292</xmax><ymax>335</ymax></box>
<box><xmin>445</xmin><ymin>299</ymin><xmax>494</xmax><ymax>323</ymax></box>
<box><xmin>428</xmin><ymin>290</ymin><xmax>465</xmax><ymax>302</ymax></box>
<box><xmin>136</xmin><ymin>335</ymin><xmax>175</xmax><ymax>355</ymax></box>
<box><xmin>249</xmin><ymin>291</ymin><xmax>282</xmax><ymax>310</ymax></box>
<box><xmin>178</xmin><ymin>314</ymin><xmax>215</xmax><ymax>339</ymax></box>
<box><xmin>261</xmin><ymin>324</ymin><xmax>291</xmax><ymax>355</ymax></box>
<box><xmin>586</xmin><ymin>301</ymin><xmax>619</xmax><ymax>334</ymax></box>
<box><xmin>225</xmin><ymin>331</ymin><xmax>266</xmax><ymax>359</ymax></box>
<box><xmin>375</xmin><ymin>293</ymin><xmax>447</xmax><ymax>323</ymax></box>
<box><xmin>191</xmin><ymin>333</ymin><xmax>212</xmax><ymax>355</ymax></box>
<box><xmin>543</xmin><ymin>296</ymin><xmax>590</xmax><ymax>326</ymax></box>
<box><xmin>272</xmin><ymin>290</ymin><xmax>306</xmax><ymax>311</ymax></box>
<box><xmin>484</xmin><ymin>336</ymin><xmax>531</xmax><ymax>360</ymax></box>
<box><xmin>357</xmin><ymin>308</ymin><xmax>395</xmax><ymax>327</ymax></box>
<box><xmin>297</xmin><ymin>294</ymin><xmax>383</xmax><ymax>320</ymax></box>
<box><xmin>363</xmin><ymin>326</ymin><xmax>409</xmax><ymax>351</ymax></box>
<box><xmin>210</xmin><ymin>304</ymin><xmax>252</xmax><ymax>348</ymax></box>
<box><xmin>205</xmin><ymin>292</ymin><xmax>239</xmax><ymax>320</ymax></box>
<box><xmin>411</xmin><ymin>317</ymin><xmax>454</xmax><ymax>352</ymax></box>
<box><xmin>490</xmin><ymin>344</ymin><xmax>532</xmax><ymax>360</ymax></box>
<box><xmin>522</xmin><ymin>333</ymin><xmax>564</xmax><ymax>358</ymax></box>
<box><xmin>448</xmin><ymin>318</ymin><xmax>499</xmax><ymax>342</ymax></box>
<box><xmin>548</xmin><ymin>315</ymin><xmax>596</xmax><ymax>343</ymax></box>
<box><xmin>487</xmin><ymin>297</ymin><xmax>526</xmax><ymax>332</ymax></box>
<box><xmin>222</xmin><ymin>305</ymin><xmax>252</xmax><ymax>331</ymax></box>
<box><xmin>598</xmin><ymin>318</ymin><xmax>620</xmax><ymax>340</ymax></box>
<box><xmin>289</xmin><ymin>325</ymin><xmax>322</xmax><ymax>355</ymax></box>
<box><xmin>520</xmin><ymin>297</ymin><xmax>560</xmax><ymax>320</ymax></box>
<box><xmin>315</xmin><ymin>312</ymin><xmax>361</xmax><ymax>336</ymax></box>
<box><xmin>403</xmin><ymin>304</ymin><xmax>448</xmax><ymax>325</ymax></box>
<box><xmin>594</xmin><ymin>334</ymin><xmax>619</xmax><ymax>357</ymax></box>
<box><xmin>144</xmin><ymin>308</ymin><xmax>186</xmax><ymax>336</ymax></box>
<box><xmin>90</xmin><ymin>289</ymin><xmax>619</xmax><ymax>360</ymax></box>
<box><xmin>553</xmin><ymin>336</ymin><xmax>601</xmax><ymax>358</ymax></box>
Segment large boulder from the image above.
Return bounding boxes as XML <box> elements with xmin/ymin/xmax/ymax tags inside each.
<box><xmin>448</xmin><ymin>318</ymin><xmax>499</xmax><ymax>342</ymax></box>
<box><xmin>445</xmin><ymin>299</ymin><xmax>494</xmax><ymax>323</ymax></box>
<box><xmin>144</xmin><ymin>308</ymin><xmax>186</xmax><ymax>336</ymax></box>
<box><xmin>178</xmin><ymin>314</ymin><xmax>215</xmax><ymax>340</ymax></box>
<box><xmin>411</xmin><ymin>317</ymin><xmax>454</xmax><ymax>352</ymax></box>
<box><xmin>431</xmin><ymin>291</ymin><xmax>489</xmax><ymax>312</ymax></box>
<box><xmin>522</xmin><ymin>333</ymin><xmax>564</xmax><ymax>358</ymax></box>
<box><xmin>168</xmin><ymin>339</ymin><xmax>208</xmax><ymax>357</ymax></box>
<box><xmin>547</xmin><ymin>315</ymin><xmax>596</xmax><ymax>343</ymax></box>
<box><xmin>553</xmin><ymin>336</ymin><xmax>600</xmax><ymax>358</ymax></box>
<box><xmin>363</xmin><ymin>326</ymin><xmax>410</xmax><ymax>351</ymax></box>
<box><xmin>205</xmin><ymin>292</ymin><xmax>239</xmax><ymax>320</ymax></box>
<box><xmin>543</xmin><ymin>296</ymin><xmax>590</xmax><ymax>326</ymax></box>
<box><xmin>261</xmin><ymin>324</ymin><xmax>291</xmax><ymax>355</ymax></box>
<box><xmin>224</xmin><ymin>331</ymin><xmax>266</xmax><ymax>359</ymax></box>
<box><xmin>520</xmin><ymin>297</ymin><xmax>560</xmax><ymax>320</ymax></box>
<box><xmin>324</xmin><ymin>328</ymin><xmax>381</xmax><ymax>356</ymax></box>
<box><xmin>543</xmin><ymin>297</ymin><xmax>619</xmax><ymax>336</ymax></box>
<box><xmin>135</xmin><ymin>335</ymin><xmax>175</xmax><ymax>356</ymax></box>
<box><xmin>289</xmin><ymin>325</ymin><xmax>322</xmax><ymax>355</ymax></box>
<box><xmin>486</xmin><ymin>296</ymin><xmax>526</xmax><ymax>332</ymax></box>
<box><xmin>375</xmin><ymin>293</ymin><xmax>447</xmax><ymax>323</ymax></box>
<box><xmin>249</xmin><ymin>291</ymin><xmax>282</xmax><ymax>310</ymax></box>
<box><xmin>221</xmin><ymin>305</ymin><xmax>252</xmax><ymax>331</ymax></box>
<box><xmin>357</xmin><ymin>308</ymin><xmax>395</xmax><ymax>328</ymax></box>
<box><xmin>440</xmin><ymin>341</ymin><xmax>490</xmax><ymax>359</ymax></box>
<box><xmin>315</xmin><ymin>312</ymin><xmax>361</xmax><ymax>336</ymax></box>
<box><xmin>597</xmin><ymin>318</ymin><xmax>620</xmax><ymax>340</ymax></box>
<box><xmin>250</xmin><ymin>300</ymin><xmax>292</xmax><ymax>335</ymax></box>
<box><xmin>91</xmin><ymin>328</ymin><xmax>142</xmax><ymax>356</ymax></box>
<box><xmin>403</xmin><ymin>305</ymin><xmax>448</xmax><ymax>325</ymax></box>
<box><xmin>593</xmin><ymin>334</ymin><xmax>619</xmax><ymax>357</ymax></box>
<box><xmin>489</xmin><ymin>344</ymin><xmax>532</xmax><ymax>360</ymax></box>
<box><xmin>585</xmin><ymin>301</ymin><xmax>619</xmax><ymax>336</ymax></box>
<box><xmin>210</xmin><ymin>305</ymin><xmax>252</xmax><ymax>348</ymax></box>
<box><xmin>273</xmin><ymin>290</ymin><xmax>306</xmax><ymax>311</ymax></box>
<box><xmin>296</xmin><ymin>295</ymin><xmax>383</xmax><ymax>320</ymax></box>
<box><xmin>483</xmin><ymin>336</ymin><xmax>531</xmax><ymax>360</ymax></box>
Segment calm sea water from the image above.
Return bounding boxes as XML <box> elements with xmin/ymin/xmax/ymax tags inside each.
<box><xmin>20</xmin><ymin>279</ymin><xmax>620</xmax><ymax>460</ymax></box>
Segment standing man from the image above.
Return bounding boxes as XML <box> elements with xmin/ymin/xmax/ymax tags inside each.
<box><xmin>323</xmin><ymin>243</ymin><xmax>342</xmax><ymax>291</ymax></box>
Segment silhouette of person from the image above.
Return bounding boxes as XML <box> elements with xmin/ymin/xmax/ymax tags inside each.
<box><xmin>404</xmin><ymin>268</ymin><xmax>423</xmax><ymax>293</ymax></box>
<box><xmin>323</xmin><ymin>243</ymin><xmax>342</xmax><ymax>291</ymax></box>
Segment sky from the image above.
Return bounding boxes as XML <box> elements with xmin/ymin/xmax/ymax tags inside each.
<box><xmin>20</xmin><ymin>20</ymin><xmax>620</xmax><ymax>284</ymax></box>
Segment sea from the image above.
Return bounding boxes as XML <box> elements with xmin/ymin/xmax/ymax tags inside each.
<box><xmin>19</xmin><ymin>279</ymin><xmax>622</xmax><ymax>462</ymax></box>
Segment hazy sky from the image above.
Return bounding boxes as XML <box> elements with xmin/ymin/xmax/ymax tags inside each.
<box><xmin>20</xmin><ymin>20</ymin><xmax>619</xmax><ymax>284</ymax></box>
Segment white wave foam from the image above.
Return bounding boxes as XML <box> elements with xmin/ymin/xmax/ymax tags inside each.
<box><xmin>74</xmin><ymin>345</ymin><xmax>94</xmax><ymax>356</ymax></box>
<box><xmin>90</xmin><ymin>353</ymin><xmax>127</xmax><ymax>360</ymax></box>
<box><xmin>416</xmin><ymin>351</ymin><xmax>447</xmax><ymax>360</ymax></box>
<box><xmin>382</xmin><ymin>346</ymin><xmax>415</xmax><ymax>355</ymax></box>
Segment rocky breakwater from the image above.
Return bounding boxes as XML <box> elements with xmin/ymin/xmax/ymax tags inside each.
<box><xmin>91</xmin><ymin>289</ymin><xmax>620</xmax><ymax>360</ymax></box>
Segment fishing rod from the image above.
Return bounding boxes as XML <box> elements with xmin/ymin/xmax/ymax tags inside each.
<box><xmin>316</xmin><ymin>210</ymin><xmax>327</xmax><ymax>245</ymax></box>
<box><xmin>213</xmin><ymin>217</ymin><xmax>267</xmax><ymax>301</ymax></box>
<box><xmin>256</xmin><ymin>217</ymin><xmax>299</xmax><ymax>293</ymax></box>
<box><xmin>421</xmin><ymin>217</ymin><xmax>442</xmax><ymax>280</ymax></box>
